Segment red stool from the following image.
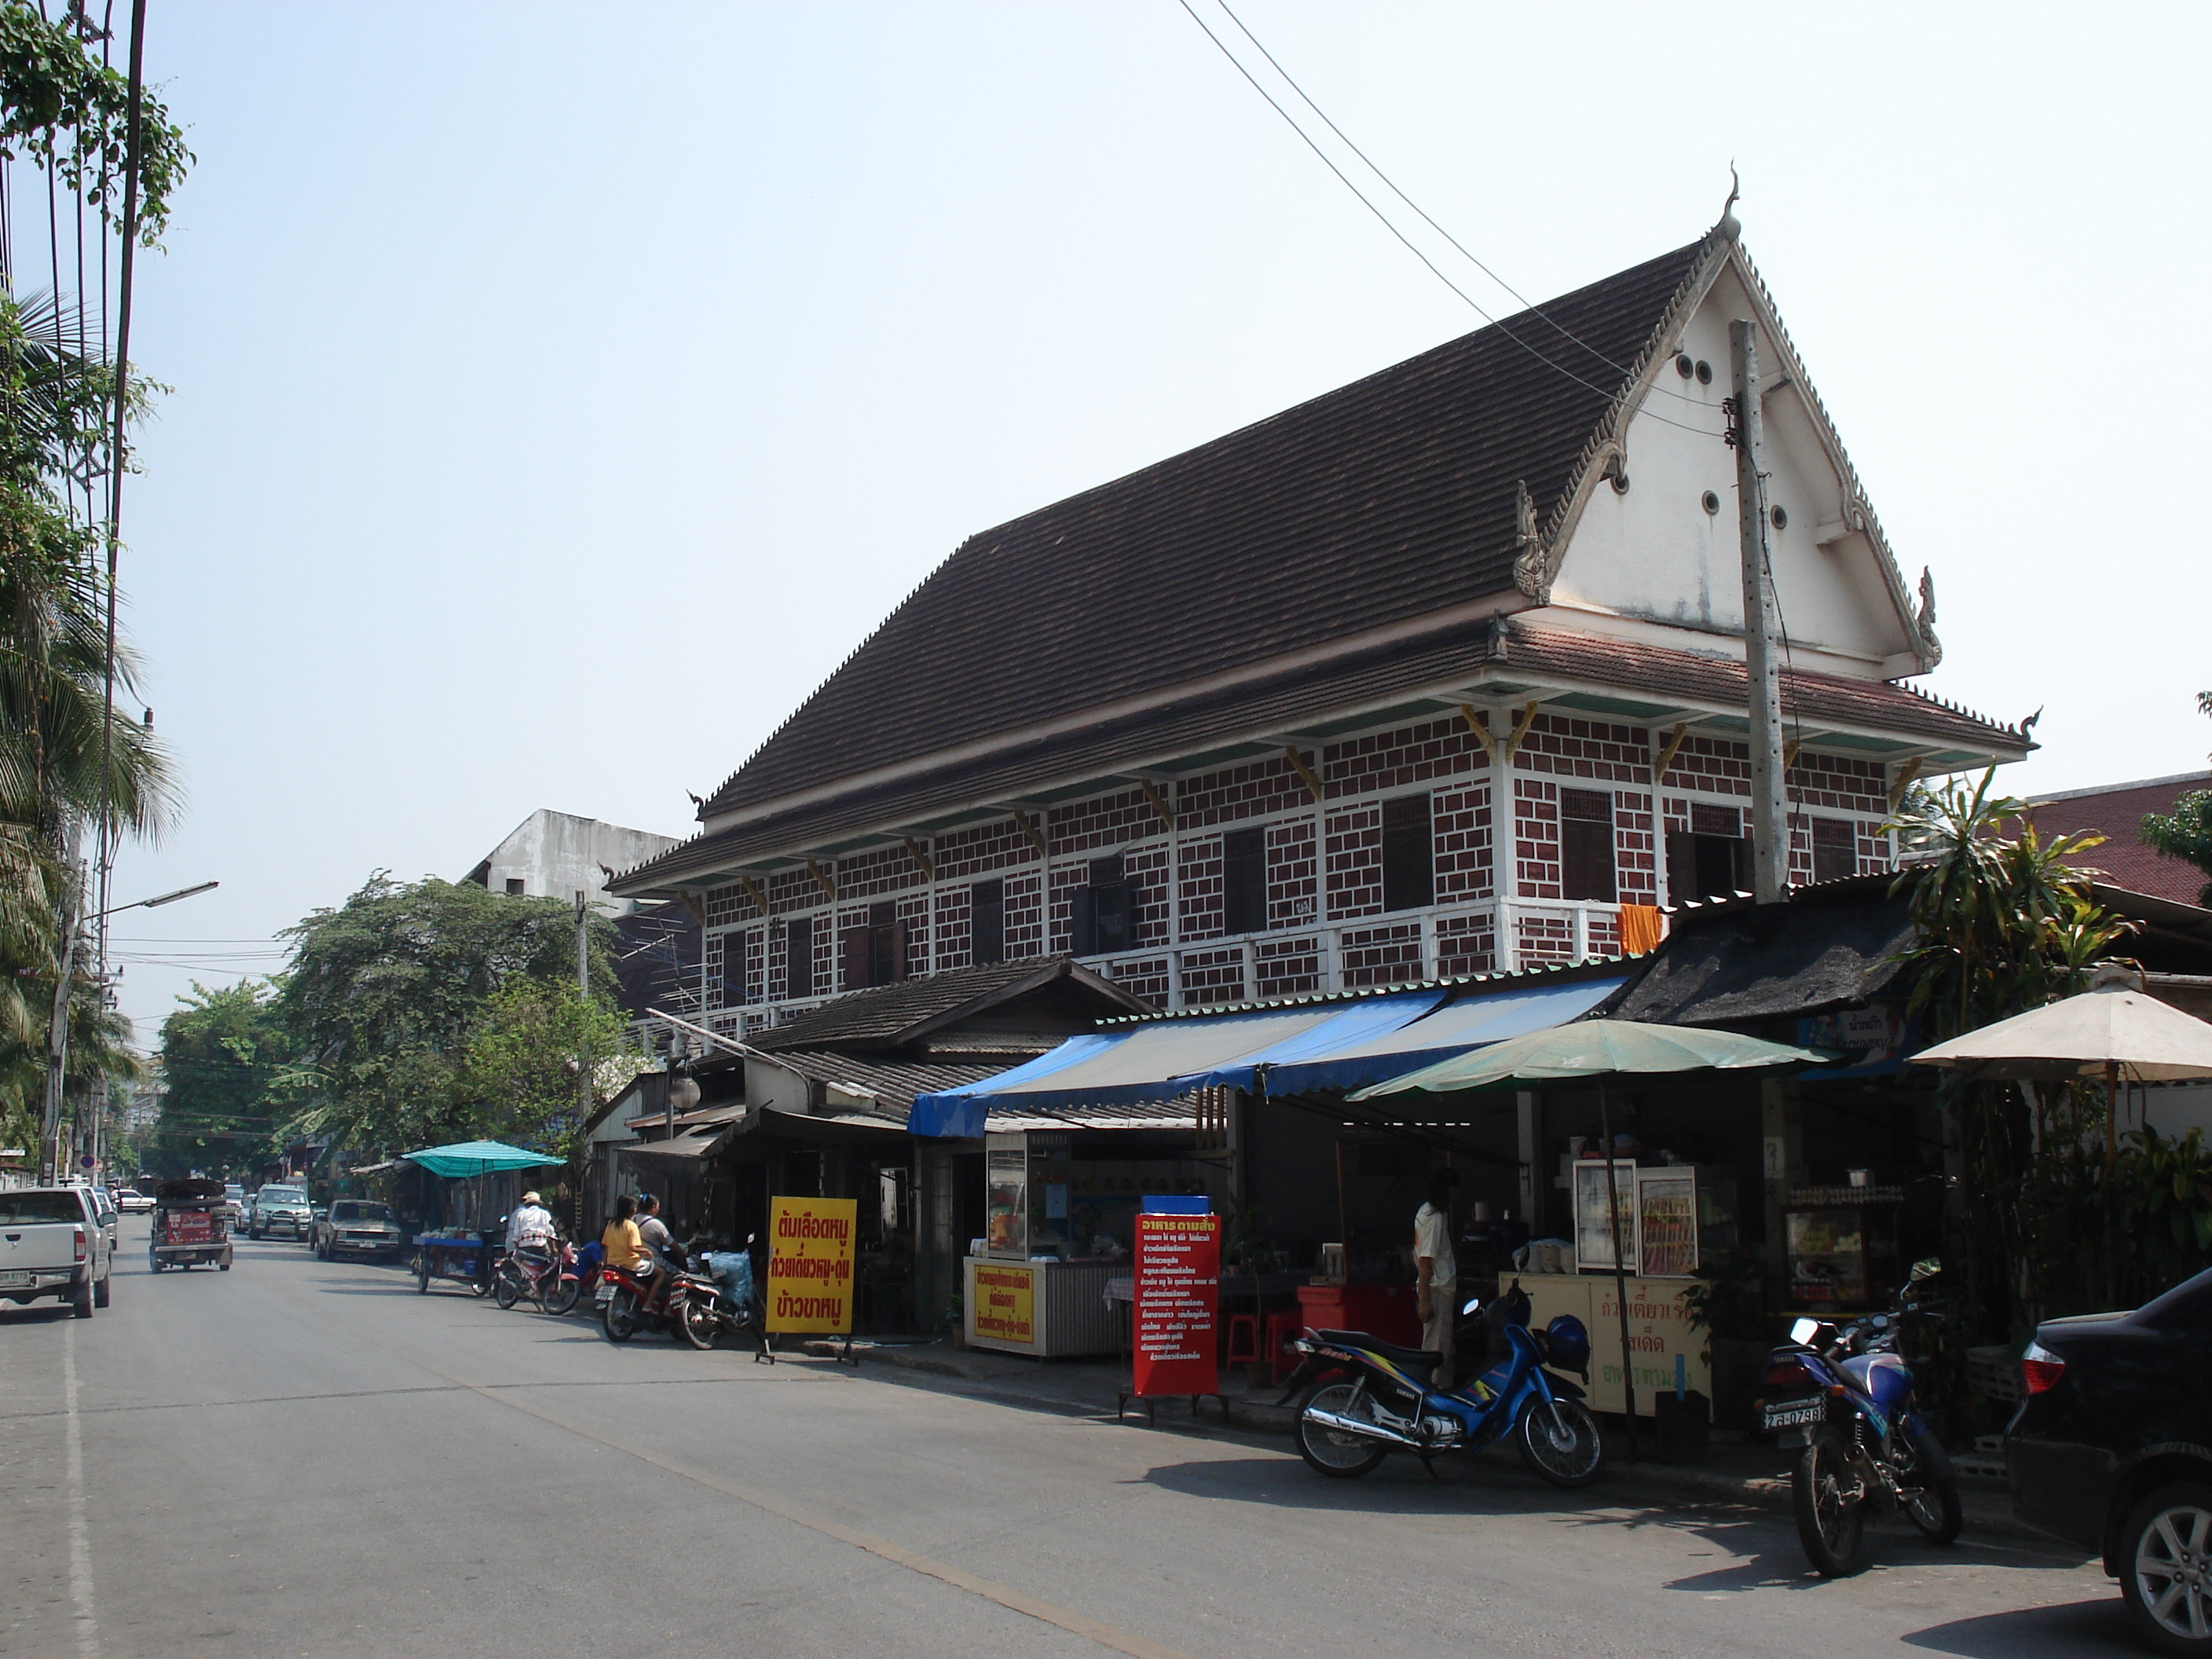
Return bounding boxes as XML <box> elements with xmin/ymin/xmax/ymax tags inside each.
<box><xmin>1264</xmin><ymin>1309</ymin><xmax>1306</xmax><ymax>1383</ymax></box>
<box><xmin>1225</xmin><ymin>1313</ymin><xmax>1260</xmax><ymax>1365</ymax></box>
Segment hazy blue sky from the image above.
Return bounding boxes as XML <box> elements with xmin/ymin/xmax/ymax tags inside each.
<box><xmin>106</xmin><ymin>1</ymin><xmax>2210</xmax><ymax>1034</ymax></box>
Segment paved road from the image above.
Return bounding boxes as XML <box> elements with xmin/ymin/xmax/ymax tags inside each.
<box><xmin>1</xmin><ymin>1219</ymin><xmax>2137</xmax><ymax>1658</ymax></box>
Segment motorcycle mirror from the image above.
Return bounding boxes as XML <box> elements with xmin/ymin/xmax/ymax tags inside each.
<box><xmin>1460</xmin><ymin>1297</ymin><xmax>1483</xmax><ymax>1318</ymax></box>
<box><xmin>1908</xmin><ymin>1258</ymin><xmax>1942</xmax><ymax>1283</ymax></box>
<box><xmin>1789</xmin><ymin>1317</ymin><xmax>1822</xmax><ymax>1345</ymax></box>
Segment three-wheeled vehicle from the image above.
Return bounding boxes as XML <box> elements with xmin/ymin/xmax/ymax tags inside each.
<box><xmin>151</xmin><ymin>1177</ymin><xmax>234</xmax><ymax>1273</ymax></box>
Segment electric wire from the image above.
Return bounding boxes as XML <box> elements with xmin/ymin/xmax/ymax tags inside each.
<box><xmin>1208</xmin><ymin>0</ymin><xmax>1707</xmax><ymax>408</ymax></box>
<box><xmin>1174</xmin><ymin>0</ymin><xmax>1722</xmax><ymax>438</ymax></box>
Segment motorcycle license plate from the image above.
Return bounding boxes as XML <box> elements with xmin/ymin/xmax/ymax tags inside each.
<box><xmin>594</xmin><ymin>1284</ymin><xmax>613</xmax><ymax>1304</ymax></box>
<box><xmin>1763</xmin><ymin>1398</ymin><xmax>1826</xmax><ymax>1430</ymax></box>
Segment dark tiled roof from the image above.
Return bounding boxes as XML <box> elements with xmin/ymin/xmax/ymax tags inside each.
<box><xmin>762</xmin><ymin>1051</ymin><xmax>1004</xmax><ymax>1121</ymax></box>
<box><xmin>702</xmin><ymin>240</ymin><xmax>1714</xmax><ymax>821</ymax></box>
<box><xmin>747</xmin><ymin>955</ymin><xmax>1151</xmax><ymax>1053</ymax></box>
<box><xmin>616</xmin><ymin>621</ymin><xmax>2027</xmax><ymax>890</ymax></box>
<box><xmin>2005</xmin><ymin>774</ymin><xmax>2212</xmax><ymax>906</ymax></box>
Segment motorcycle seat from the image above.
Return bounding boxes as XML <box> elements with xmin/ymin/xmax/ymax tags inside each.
<box><xmin>1315</xmin><ymin>1330</ymin><xmax>1444</xmax><ymax>1373</ymax></box>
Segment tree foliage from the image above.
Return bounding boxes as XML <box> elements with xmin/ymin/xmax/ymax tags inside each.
<box><xmin>152</xmin><ymin>980</ymin><xmax>295</xmax><ymax>1176</ymax></box>
<box><xmin>463</xmin><ymin>976</ymin><xmax>628</xmax><ymax>1159</ymax></box>
<box><xmin>2141</xmin><ymin>690</ymin><xmax>2212</xmax><ymax>906</ymax></box>
<box><xmin>276</xmin><ymin>874</ymin><xmax>623</xmax><ymax>1155</ymax></box>
<box><xmin>1886</xmin><ymin>768</ymin><xmax>2138</xmax><ymax>1336</ymax></box>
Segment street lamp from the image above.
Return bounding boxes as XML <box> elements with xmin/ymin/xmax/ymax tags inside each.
<box><xmin>43</xmin><ymin>878</ymin><xmax>220</xmax><ymax>1185</ymax></box>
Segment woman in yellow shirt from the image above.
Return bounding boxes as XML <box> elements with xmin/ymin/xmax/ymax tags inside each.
<box><xmin>601</xmin><ymin>1195</ymin><xmax>647</xmax><ymax>1273</ymax></box>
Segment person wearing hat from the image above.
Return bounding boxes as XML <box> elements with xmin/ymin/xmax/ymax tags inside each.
<box><xmin>506</xmin><ymin>1188</ymin><xmax>555</xmax><ymax>1254</ymax></box>
<box><xmin>1414</xmin><ymin>1166</ymin><xmax>1460</xmax><ymax>1390</ymax></box>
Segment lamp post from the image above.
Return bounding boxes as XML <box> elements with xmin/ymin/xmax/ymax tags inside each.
<box><xmin>42</xmin><ymin>879</ymin><xmax>219</xmax><ymax>1185</ymax></box>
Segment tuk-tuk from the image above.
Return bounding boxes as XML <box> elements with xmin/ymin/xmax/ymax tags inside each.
<box><xmin>152</xmin><ymin>1177</ymin><xmax>234</xmax><ymax>1273</ymax></box>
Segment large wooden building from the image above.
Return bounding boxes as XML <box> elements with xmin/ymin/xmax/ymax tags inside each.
<box><xmin>612</xmin><ymin>223</ymin><xmax>2030</xmax><ymax>1028</ymax></box>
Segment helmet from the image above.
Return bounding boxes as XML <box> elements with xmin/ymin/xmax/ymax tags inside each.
<box><xmin>1543</xmin><ymin>1314</ymin><xmax>1591</xmax><ymax>1374</ymax></box>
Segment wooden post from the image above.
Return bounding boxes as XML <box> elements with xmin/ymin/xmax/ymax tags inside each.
<box><xmin>1597</xmin><ymin>1084</ymin><xmax>1639</xmax><ymax>1461</ymax></box>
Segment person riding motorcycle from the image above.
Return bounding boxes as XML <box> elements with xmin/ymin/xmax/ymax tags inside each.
<box><xmin>634</xmin><ymin>1193</ymin><xmax>679</xmax><ymax>1305</ymax></box>
<box><xmin>506</xmin><ymin>1190</ymin><xmax>555</xmax><ymax>1253</ymax></box>
<box><xmin>601</xmin><ymin>1196</ymin><xmax>651</xmax><ymax>1293</ymax></box>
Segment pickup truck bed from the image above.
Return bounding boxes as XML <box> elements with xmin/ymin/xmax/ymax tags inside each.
<box><xmin>0</xmin><ymin>1188</ymin><xmax>111</xmax><ymax>1316</ymax></box>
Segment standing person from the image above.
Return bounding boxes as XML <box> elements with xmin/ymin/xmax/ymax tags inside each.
<box><xmin>1415</xmin><ymin>1166</ymin><xmax>1459</xmax><ymax>1390</ymax></box>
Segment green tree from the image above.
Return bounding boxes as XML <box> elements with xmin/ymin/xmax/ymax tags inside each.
<box><xmin>1887</xmin><ymin>768</ymin><xmax>2137</xmax><ymax>1335</ymax></box>
<box><xmin>276</xmin><ymin>875</ymin><xmax>621</xmax><ymax>1155</ymax></box>
<box><xmin>2141</xmin><ymin>690</ymin><xmax>2212</xmax><ymax>906</ymax></box>
<box><xmin>463</xmin><ymin>976</ymin><xmax>628</xmax><ymax>1158</ymax></box>
<box><xmin>152</xmin><ymin>980</ymin><xmax>295</xmax><ymax>1176</ymax></box>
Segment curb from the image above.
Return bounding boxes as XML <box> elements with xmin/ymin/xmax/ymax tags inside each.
<box><xmin>809</xmin><ymin>1339</ymin><xmax>2049</xmax><ymax>1542</ymax></box>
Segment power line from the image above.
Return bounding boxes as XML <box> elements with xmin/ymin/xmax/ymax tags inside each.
<box><xmin>1173</xmin><ymin>0</ymin><xmax>1721</xmax><ymax>438</ymax></box>
<box><xmin>1208</xmin><ymin>0</ymin><xmax>1705</xmax><ymax>408</ymax></box>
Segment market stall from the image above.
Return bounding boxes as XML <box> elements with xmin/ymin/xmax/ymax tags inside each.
<box><xmin>397</xmin><ymin>1139</ymin><xmax>563</xmax><ymax>1295</ymax></box>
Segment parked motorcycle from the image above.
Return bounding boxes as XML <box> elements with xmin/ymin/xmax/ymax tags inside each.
<box><xmin>1760</xmin><ymin>1264</ymin><xmax>1961</xmax><ymax>1577</ymax></box>
<box><xmin>1280</xmin><ymin>1282</ymin><xmax>1604</xmax><ymax>1488</ymax></box>
<box><xmin>676</xmin><ymin>1237</ymin><xmax>762</xmax><ymax>1351</ymax></box>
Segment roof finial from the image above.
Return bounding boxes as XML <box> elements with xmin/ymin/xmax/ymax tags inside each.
<box><xmin>1718</xmin><ymin>164</ymin><xmax>1742</xmax><ymax>243</ymax></box>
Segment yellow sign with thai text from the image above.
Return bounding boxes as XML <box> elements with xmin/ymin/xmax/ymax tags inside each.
<box><xmin>971</xmin><ymin>1262</ymin><xmax>1036</xmax><ymax>1346</ymax></box>
<box><xmin>765</xmin><ymin>1196</ymin><xmax>857</xmax><ymax>1335</ymax></box>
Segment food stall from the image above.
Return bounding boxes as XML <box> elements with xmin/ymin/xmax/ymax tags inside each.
<box><xmin>963</xmin><ymin>1130</ymin><xmax>1223</xmax><ymax>1357</ymax></box>
<box><xmin>1516</xmin><ymin>1158</ymin><xmax>1741</xmax><ymax>1416</ymax></box>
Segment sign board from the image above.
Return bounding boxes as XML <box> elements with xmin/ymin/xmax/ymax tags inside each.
<box><xmin>1130</xmin><ymin>1210</ymin><xmax>1219</xmax><ymax>1397</ymax></box>
<box><xmin>764</xmin><ymin>1196</ymin><xmax>857</xmax><ymax>1335</ymax></box>
<box><xmin>970</xmin><ymin>1261</ymin><xmax>1036</xmax><ymax>1346</ymax></box>
<box><xmin>1520</xmin><ymin>1272</ymin><xmax>1708</xmax><ymax>1417</ymax></box>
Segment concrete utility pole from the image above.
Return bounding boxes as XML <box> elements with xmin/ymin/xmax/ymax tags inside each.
<box><xmin>1730</xmin><ymin>318</ymin><xmax>1789</xmax><ymax>903</ymax></box>
<box><xmin>574</xmin><ymin>890</ymin><xmax>590</xmax><ymax>995</ymax></box>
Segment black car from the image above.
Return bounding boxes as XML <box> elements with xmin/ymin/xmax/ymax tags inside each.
<box><xmin>2007</xmin><ymin>1265</ymin><xmax>2212</xmax><ymax>1656</ymax></box>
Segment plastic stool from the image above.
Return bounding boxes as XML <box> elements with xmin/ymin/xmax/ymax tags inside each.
<box><xmin>1225</xmin><ymin>1313</ymin><xmax>1260</xmax><ymax>1365</ymax></box>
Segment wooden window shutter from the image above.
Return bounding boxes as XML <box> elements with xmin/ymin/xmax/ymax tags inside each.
<box><xmin>1382</xmin><ymin>794</ymin><xmax>1434</xmax><ymax>912</ymax></box>
<box><xmin>840</xmin><ymin>924</ymin><xmax>873</xmax><ymax>991</ymax></box>
<box><xmin>1558</xmin><ymin>789</ymin><xmax>1617</xmax><ymax>903</ymax></box>
<box><xmin>1221</xmin><ymin>827</ymin><xmax>1266</xmax><ymax>935</ymax></box>
<box><xmin>971</xmin><ymin>880</ymin><xmax>1004</xmax><ymax>965</ymax></box>
<box><xmin>1811</xmin><ymin>818</ymin><xmax>1856</xmax><ymax>884</ymax></box>
<box><xmin>891</xmin><ymin>917</ymin><xmax>913</xmax><ymax>981</ymax></box>
<box><xmin>786</xmin><ymin>917</ymin><xmax>813</xmax><ymax>999</ymax></box>
<box><xmin>1068</xmin><ymin>884</ymin><xmax>1097</xmax><ymax>956</ymax></box>
<box><xmin>1666</xmin><ymin>833</ymin><xmax>1697</xmax><ymax>904</ymax></box>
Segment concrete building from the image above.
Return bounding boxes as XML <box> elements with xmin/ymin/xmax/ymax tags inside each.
<box><xmin>465</xmin><ymin>810</ymin><xmax>680</xmax><ymax>917</ymax></box>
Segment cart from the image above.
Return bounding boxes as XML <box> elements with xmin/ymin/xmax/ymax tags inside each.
<box><xmin>413</xmin><ymin>1230</ymin><xmax>500</xmax><ymax>1295</ymax></box>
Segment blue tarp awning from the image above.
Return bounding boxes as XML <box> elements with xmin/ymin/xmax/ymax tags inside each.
<box><xmin>1254</xmin><ymin>975</ymin><xmax>1628</xmax><ymax>1096</ymax></box>
<box><xmin>1170</xmin><ymin>990</ymin><xmax>1447</xmax><ymax>1096</ymax></box>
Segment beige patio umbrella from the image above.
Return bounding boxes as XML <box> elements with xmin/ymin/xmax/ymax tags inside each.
<box><xmin>1910</xmin><ymin>969</ymin><xmax>2212</xmax><ymax>1300</ymax></box>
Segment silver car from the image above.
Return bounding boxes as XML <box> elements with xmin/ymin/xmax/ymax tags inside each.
<box><xmin>248</xmin><ymin>1185</ymin><xmax>312</xmax><ymax>1240</ymax></box>
<box><xmin>313</xmin><ymin>1199</ymin><xmax>405</xmax><ymax>1260</ymax></box>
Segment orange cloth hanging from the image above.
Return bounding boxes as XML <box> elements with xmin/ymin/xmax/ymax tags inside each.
<box><xmin>1617</xmin><ymin>903</ymin><xmax>1665</xmax><ymax>956</ymax></box>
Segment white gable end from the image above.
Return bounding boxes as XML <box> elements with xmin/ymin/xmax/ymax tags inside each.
<box><xmin>1544</xmin><ymin>256</ymin><xmax>1929</xmax><ymax>680</ymax></box>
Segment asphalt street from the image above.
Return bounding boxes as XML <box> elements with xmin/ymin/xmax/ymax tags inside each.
<box><xmin>0</xmin><ymin>1218</ymin><xmax>2141</xmax><ymax>1658</ymax></box>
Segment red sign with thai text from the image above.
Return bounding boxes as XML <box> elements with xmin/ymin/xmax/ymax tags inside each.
<box><xmin>1131</xmin><ymin>1211</ymin><xmax>1220</xmax><ymax>1398</ymax></box>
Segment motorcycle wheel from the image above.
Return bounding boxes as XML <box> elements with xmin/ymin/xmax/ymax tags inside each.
<box><xmin>543</xmin><ymin>1276</ymin><xmax>581</xmax><ymax>1317</ymax></box>
<box><xmin>602</xmin><ymin>1287</ymin><xmax>639</xmax><ymax>1343</ymax></box>
<box><xmin>1294</xmin><ymin>1381</ymin><xmax>1390</xmax><ymax>1478</ymax></box>
<box><xmin>1793</xmin><ymin>1429</ymin><xmax>1870</xmax><ymax>1577</ymax></box>
<box><xmin>493</xmin><ymin>1265</ymin><xmax>522</xmax><ymax>1310</ymax></box>
<box><xmin>1899</xmin><ymin>1426</ymin><xmax>1962</xmax><ymax>1545</ymax></box>
<box><xmin>679</xmin><ymin>1295</ymin><xmax>717</xmax><ymax>1351</ymax></box>
<box><xmin>1514</xmin><ymin>1397</ymin><xmax>1604</xmax><ymax>1488</ymax></box>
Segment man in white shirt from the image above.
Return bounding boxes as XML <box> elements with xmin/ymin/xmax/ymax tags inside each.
<box><xmin>635</xmin><ymin>1193</ymin><xmax>676</xmax><ymax>1302</ymax></box>
<box><xmin>1414</xmin><ymin>1167</ymin><xmax>1459</xmax><ymax>1390</ymax></box>
<box><xmin>507</xmin><ymin>1190</ymin><xmax>555</xmax><ymax>1253</ymax></box>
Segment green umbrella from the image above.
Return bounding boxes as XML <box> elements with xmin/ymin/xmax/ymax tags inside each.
<box><xmin>401</xmin><ymin>1141</ymin><xmax>563</xmax><ymax>1229</ymax></box>
<box><xmin>1350</xmin><ymin>1020</ymin><xmax>1826</xmax><ymax>1459</ymax></box>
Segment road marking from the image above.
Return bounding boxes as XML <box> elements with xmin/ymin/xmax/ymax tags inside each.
<box><xmin>280</xmin><ymin>1284</ymin><xmax>1195</xmax><ymax>1659</ymax></box>
<box><xmin>63</xmin><ymin>1321</ymin><xmax>101</xmax><ymax>1659</ymax></box>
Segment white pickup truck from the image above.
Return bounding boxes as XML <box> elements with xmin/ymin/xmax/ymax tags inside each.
<box><xmin>0</xmin><ymin>1185</ymin><xmax>113</xmax><ymax>1317</ymax></box>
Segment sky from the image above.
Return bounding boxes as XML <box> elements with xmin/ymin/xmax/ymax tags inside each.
<box><xmin>102</xmin><ymin>1</ymin><xmax>2210</xmax><ymax>1038</ymax></box>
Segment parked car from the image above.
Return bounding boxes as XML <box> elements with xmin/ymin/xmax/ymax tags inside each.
<box><xmin>247</xmin><ymin>1184</ymin><xmax>312</xmax><ymax>1240</ymax></box>
<box><xmin>2007</xmin><ymin>1265</ymin><xmax>2212</xmax><ymax>1655</ymax></box>
<box><xmin>83</xmin><ymin>1185</ymin><xmax>118</xmax><ymax>1249</ymax></box>
<box><xmin>0</xmin><ymin>1185</ymin><xmax>113</xmax><ymax>1315</ymax></box>
<box><xmin>115</xmin><ymin>1188</ymin><xmax>154</xmax><ymax>1214</ymax></box>
<box><xmin>313</xmin><ymin>1199</ymin><xmax>405</xmax><ymax>1261</ymax></box>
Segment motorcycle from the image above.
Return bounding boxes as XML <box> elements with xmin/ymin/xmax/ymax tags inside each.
<box><xmin>1279</xmin><ymin>1281</ymin><xmax>1605</xmax><ymax>1489</ymax></box>
<box><xmin>597</xmin><ymin>1258</ymin><xmax>692</xmax><ymax>1343</ymax></box>
<box><xmin>675</xmin><ymin>1237</ymin><xmax>763</xmax><ymax>1352</ymax></box>
<box><xmin>492</xmin><ymin>1240</ymin><xmax>562</xmax><ymax>1311</ymax></box>
<box><xmin>544</xmin><ymin>1240</ymin><xmax>600</xmax><ymax>1317</ymax></box>
<box><xmin>1760</xmin><ymin>1263</ymin><xmax>1961</xmax><ymax>1577</ymax></box>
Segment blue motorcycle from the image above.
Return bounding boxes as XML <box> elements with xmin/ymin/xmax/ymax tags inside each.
<box><xmin>1761</xmin><ymin>1269</ymin><xmax>1961</xmax><ymax>1576</ymax></box>
<box><xmin>1280</xmin><ymin>1283</ymin><xmax>1604</xmax><ymax>1488</ymax></box>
